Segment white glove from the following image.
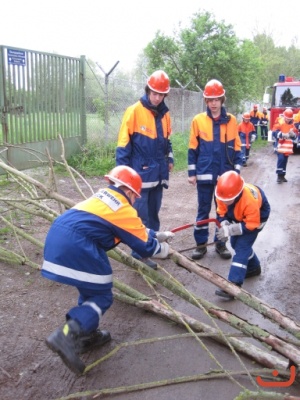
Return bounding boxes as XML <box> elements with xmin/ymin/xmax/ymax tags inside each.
<box><xmin>289</xmin><ymin>130</ymin><xmax>296</xmax><ymax>139</ymax></box>
<box><xmin>156</xmin><ymin>231</ymin><xmax>175</xmax><ymax>243</ymax></box>
<box><xmin>216</xmin><ymin>223</ymin><xmax>243</xmax><ymax>241</ymax></box>
<box><xmin>282</xmin><ymin>133</ymin><xmax>289</xmax><ymax>139</ymax></box>
<box><xmin>220</xmin><ymin>220</ymin><xmax>230</xmax><ymax>227</ymax></box>
<box><xmin>153</xmin><ymin>242</ymin><xmax>169</xmax><ymax>259</ymax></box>
<box><xmin>251</xmin><ymin>134</ymin><xmax>256</xmax><ymax>143</ymax></box>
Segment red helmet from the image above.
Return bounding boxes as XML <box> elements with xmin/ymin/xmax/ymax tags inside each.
<box><xmin>203</xmin><ymin>79</ymin><xmax>225</xmax><ymax>98</ymax></box>
<box><xmin>283</xmin><ymin>108</ymin><xmax>293</xmax><ymax>120</ymax></box>
<box><xmin>215</xmin><ymin>171</ymin><xmax>245</xmax><ymax>202</ymax></box>
<box><xmin>105</xmin><ymin>166</ymin><xmax>142</xmax><ymax>197</ymax></box>
<box><xmin>243</xmin><ymin>112</ymin><xmax>250</xmax><ymax>120</ymax></box>
<box><xmin>147</xmin><ymin>70</ymin><xmax>170</xmax><ymax>94</ymax></box>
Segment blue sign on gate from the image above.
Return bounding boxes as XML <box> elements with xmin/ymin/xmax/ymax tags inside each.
<box><xmin>7</xmin><ymin>49</ymin><xmax>26</xmax><ymax>66</ymax></box>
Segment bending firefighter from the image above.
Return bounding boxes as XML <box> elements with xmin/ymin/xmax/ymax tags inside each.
<box><xmin>41</xmin><ymin>166</ymin><xmax>173</xmax><ymax>374</ymax></box>
<box><xmin>214</xmin><ymin>171</ymin><xmax>271</xmax><ymax>300</ymax></box>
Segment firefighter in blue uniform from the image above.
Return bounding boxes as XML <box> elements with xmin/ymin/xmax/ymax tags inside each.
<box><xmin>188</xmin><ymin>79</ymin><xmax>243</xmax><ymax>260</ymax></box>
<box><xmin>116</xmin><ymin>70</ymin><xmax>173</xmax><ymax>269</ymax></box>
<box><xmin>214</xmin><ymin>171</ymin><xmax>271</xmax><ymax>299</ymax></box>
<box><xmin>42</xmin><ymin>166</ymin><xmax>174</xmax><ymax>374</ymax></box>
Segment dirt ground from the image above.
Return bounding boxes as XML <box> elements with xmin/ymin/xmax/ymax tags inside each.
<box><xmin>1</xmin><ymin>143</ymin><xmax>300</xmax><ymax>400</ymax></box>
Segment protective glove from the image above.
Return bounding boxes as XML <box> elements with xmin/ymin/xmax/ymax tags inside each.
<box><xmin>289</xmin><ymin>130</ymin><xmax>296</xmax><ymax>139</ymax></box>
<box><xmin>156</xmin><ymin>231</ymin><xmax>175</xmax><ymax>243</ymax></box>
<box><xmin>251</xmin><ymin>134</ymin><xmax>256</xmax><ymax>143</ymax></box>
<box><xmin>153</xmin><ymin>242</ymin><xmax>169</xmax><ymax>259</ymax></box>
<box><xmin>216</xmin><ymin>223</ymin><xmax>243</xmax><ymax>241</ymax></box>
<box><xmin>282</xmin><ymin>133</ymin><xmax>289</xmax><ymax>139</ymax></box>
<box><xmin>220</xmin><ymin>220</ymin><xmax>230</xmax><ymax>227</ymax></box>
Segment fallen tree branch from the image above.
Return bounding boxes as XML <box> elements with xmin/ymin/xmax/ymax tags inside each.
<box><xmin>109</xmin><ymin>247</ymin><xmax>300</xmax><ymax>367</ymax></box>
<box><xmin>169</xmin><ymin>248</ymin><xmax>300</xmax><ymax>341</ymax></box>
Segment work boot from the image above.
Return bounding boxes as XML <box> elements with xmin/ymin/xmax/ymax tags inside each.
<box><xmin>141</xmin><ymin>258</ymin><xmax>157</xmax><ymax>270</ymax></box>
<box><xmin>281</xmin><ymin>176</ymin><xmax>288</xmax><ymax>182</ymax></box>
<box><xmin>191</xmin><ymin>244</ymin><xmax>207</xmax><ymax>260</ymax></box>
<box><xmin>277</xmin><ymin>175</ymin><xmax>283</xmax><ymax>183</ymax></box>
<box><xmin>215</xmin><ymin>289</ymin><xmax>235</xmax><ymax>300</ymax></box>
<box><xmin>45</xmin><ymin>319</ymin><xmax>85</xmax><ymax>374</ymax></box>
<box><xmin>245</xmin><ymin>265</ymin><xmax>261</xmax><ymax>279</ymax></box>
<box><xmin>215</xmin><ymin>243</ymin><xmax>231</xmax><ymax>259</ymax></box>
<box><xmin>78</xmin><ymin>329</ymin><xmax>111</xmax><ymax>354</ymax></box>
<box><xmin>215</xmin><ymin>283</ymin><xmax>241</xmax><ymax>300</ymax></box>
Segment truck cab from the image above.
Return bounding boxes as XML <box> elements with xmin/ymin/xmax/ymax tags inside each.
<box><xmin>263</xmin><ymin>74</ymin><xmax>300</xmax><ymax>149</ymax></box>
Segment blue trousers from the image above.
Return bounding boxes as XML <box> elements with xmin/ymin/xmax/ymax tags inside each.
<box><xmin>228</xmin><ymin>229</ymin><xmax>261</xmax><ymax>285</ymax></box>
<box><xmin>132</xmin><ymin>185</ymin><xmax>163</xmax><ymax>259</ymax></box>
<box><xmin>276</xmin><ymin>153</ymin><xmax>288</xmax><ymax>176</ymax></box>
<box><xmin>194</xmin><ymin>183</ymin><xmax>220</xmax><ymax>245</ymax></box>
<box><xmin>67</xmin><ymin>287</ymin><xmax>113</xmax><ymax>333</ymax></box>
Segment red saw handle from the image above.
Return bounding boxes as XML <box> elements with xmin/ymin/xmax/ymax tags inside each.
<box><xmin>171</xmin><ymin>218</ymin><xmax>220</xmax><ymax>233</ymax></box>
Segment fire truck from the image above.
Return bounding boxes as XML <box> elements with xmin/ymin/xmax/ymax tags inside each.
<box><xmin>263</xmin><ymin>74</ymin><xmax>300</xmax><ymax>149</ymax></box>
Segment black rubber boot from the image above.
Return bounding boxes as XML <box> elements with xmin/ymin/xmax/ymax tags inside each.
<box><xmin>78</xmin><ymin>329</ymin><xmax>111</xmax><ymax>354</ymax></box>
<box><xmin>215</xmin><ymin>289</ymin><xmax>235</xmax><ymax>300</ymax></box>
<box><xmin>141</xmin><ymin>258</ymin><xmax>158</xmax><ymax>270</ymax></box>
<box><xmin>215</xmin><ymin>283</ymin><xmax>241</xmax><ymax>300</ymax></box>
<box><xmin>45</xmin><ymin>319</ymin><xmax>85</xmax><ymax>374</ymax></box>
<box><xmin>245</xmin><ymin>265</ymin><xmax>261</xmax><ymax>279</ymax></box>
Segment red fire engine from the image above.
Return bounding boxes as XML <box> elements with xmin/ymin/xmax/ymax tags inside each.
<box><xmin>263</xmin><ymin>74</ymin><xmax>300</xmax><ymax>127</ymax></box>
<box><xmin>263</xmin><ymin>74</ymin><xmax>300</xmax><ymax>148</ymax></box>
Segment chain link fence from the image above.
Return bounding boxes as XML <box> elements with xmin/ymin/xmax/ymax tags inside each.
<box><xmin>84</xmin><ymin>62</ymin><xmax>204</xmax><ymax>157</ymax></box>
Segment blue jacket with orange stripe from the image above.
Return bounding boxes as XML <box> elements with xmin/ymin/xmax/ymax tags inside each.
<box><xmin>116</xmin><ymin>94</ymin><xmax>173</xmax><ymax>190</ymax></box>
<box><xmin>188</xmin><ymin>107</ymin><xmax>242</xmax><ymax>184</ymax></box>
<box><xmin>216</xmin><ymin>184</ymin><xmax>270</xmax><ymax>232</ymax></box>
<box><xmin>41</xmin><ymin>186</ymin><xmax>162</xmax><ymax>290</ymax></box>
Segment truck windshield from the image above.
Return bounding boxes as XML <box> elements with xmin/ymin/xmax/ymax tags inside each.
<box><xmin>274</xmin><ymin>86</ymin><xmax>300</xmax><ymax>107</ymax></box>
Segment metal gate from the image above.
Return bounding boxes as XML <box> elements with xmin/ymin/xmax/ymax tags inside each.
<box><xmin>0</xmin><ymin>45</ymin><xmax>86</xmax><ymax>171</ymax></box>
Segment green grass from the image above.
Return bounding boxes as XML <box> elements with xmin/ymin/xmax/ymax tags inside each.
<box><xmin>67</xmin><ymin>141</ymin><xmax>116</xmax><ymax>176</ymax></box>
<box><xmin>67</xmin><ymin>130</ymin><xmax>269</xmax><ymax>177</ymax></box>
<box><xmin>171</xmin><ymin>131</ymin><xmax>189</xmax><ymax>171</ymax></box>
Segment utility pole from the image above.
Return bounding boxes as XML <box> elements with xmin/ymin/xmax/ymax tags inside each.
<box><xmin>195</xmin><ymin>84</ymin><xmax>204</xmax><ymax>112</ymax></box>
<box><xmin>175</xmin><ymin>79</ymin><xmax>192</xmax><ymax>134</ymax></box>
<box><xmin>97</xmin><ymin>61</ymin><xmax>119</xmax><ymax>142</ymax></box>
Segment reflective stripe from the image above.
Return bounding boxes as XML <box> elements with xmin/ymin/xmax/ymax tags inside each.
<box><xmin>231</xmin><ymin>261</ymin><xmax>247</xmax><ymax>270</ymax></box>
<box><xmin>196</xmin><ymin>174</ymin><xmax>213</xmax><ymax>181</ymax></box>
<box><xmin>194</xmin><ymin>225</ymin><xmax>208</xmax><ymax>231</ymax></box>
<box><xmin>258</xmin><ymin>221</ymin><xmax>266</xmax><ymax>230</ymax></box>
<box><xmin>42</xmin><ymin>260</ymin><xmax>113</xmax><ymax>284</ymax></box>
<box><xmin>234</xmin><ymin>164</ymin><xmax>241</xmax><ymax>171</ymax></box>
<box><xmin>153</xmin><ymin>240</ymin><xmax>162</xmax><ymax>256</ymax></box>
<box><xmin>142</xmin><ymin>180</ymin><xmax>160</xmax><ymax>189</ymax></box>
<box><xmin>188</xmin><ymin>164</ymin><xmax>196</xmax><ymax>171</ymax></box>
<box><xmin>248</xmin><ymin>250</ymin><xmax>255</xmax><ymax>260</ymax></box>
<box><xmin>83</xmin><ymin>301</ymin><xmax>102</xmax><ymax>317</ymax></box>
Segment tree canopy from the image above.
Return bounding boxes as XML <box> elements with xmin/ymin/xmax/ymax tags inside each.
<box><xmin>143</xmin><ymin>11</ymin><xmax>300</xmax><ymax>111</ymax></box>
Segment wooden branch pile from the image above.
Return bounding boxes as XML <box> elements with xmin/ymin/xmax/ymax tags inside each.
<box><xmin>1</xmin><ymin>147</ymin><xmax>300</xmax><ymax>399</ymax></box>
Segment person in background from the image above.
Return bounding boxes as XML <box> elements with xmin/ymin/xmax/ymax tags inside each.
<box><xmin>188</xmin><ymin>79</ymin><xmax>243</xmax><ymax>261</ymax></box>
<box><xmin>42</xmin><ymin>166</ymin><xmax>173</xmax><ymax>374</ymax></box>
<box><xmin>293</xmin><ymin>109</ymin><xmax>300</xmax><ymax>132</ymax></box>
<box><xmin>214</xmin><ymin>171</ymin><xmax>270</xmax><ymax>300</ymax></box>
<box><xmin>238</xmin><ymin>112</ymin><xmax>256</xmax><ymax>166</ymax></box>
<box><xmin>272</xmin><ymin>108</ymin><xmax>298</xmax><ymax>183</ymax></box>
<box><xmin>250</xmin><ymin>104</ymin><xmax>262</xmax><ymax>136</ymax></box>
<box><xmin>116</xmin><ymin>70</ymin><xmax>174</xmax><ymax>270</ymax></box>
<box><xmin>260</xmin><ymin>107</ymin><xmax>269</xmax><ymax>140</ymax></box>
